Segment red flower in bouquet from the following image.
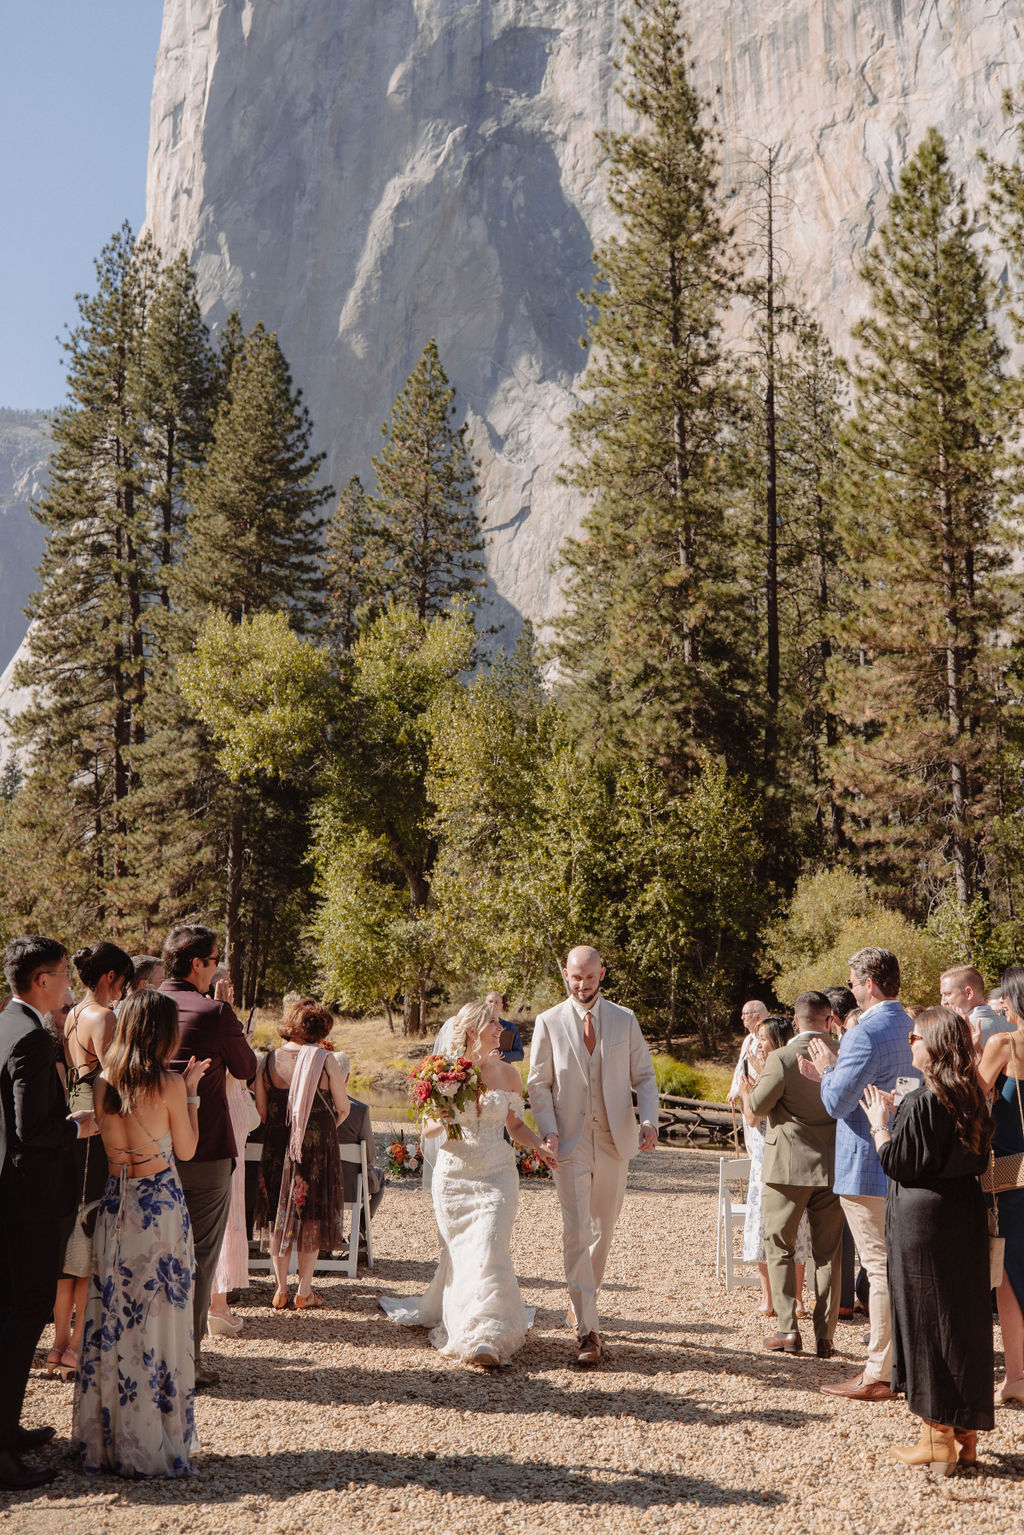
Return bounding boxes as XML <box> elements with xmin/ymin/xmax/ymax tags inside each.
<box><xmin>408</xmin><ymin>1053</ymin><xmax>484</xmax><ymax>1141</ymax></box>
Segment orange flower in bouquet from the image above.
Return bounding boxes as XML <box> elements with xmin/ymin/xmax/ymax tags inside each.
<box><xmin>408</xmin><ymin>1053</ymin><xmax>484</xmax><ymax>1141</ymax></box>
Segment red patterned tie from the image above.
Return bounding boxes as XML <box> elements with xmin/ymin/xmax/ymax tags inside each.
<box><xmin>583</xmin><ymin>1010</ymin><xmax>596</xmax><ymax>1055</ymax></box>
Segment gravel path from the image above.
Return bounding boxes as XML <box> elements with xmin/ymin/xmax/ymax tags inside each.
<box><xmin>8</xmin><ymin>1145</ymin><xmax>1023</xmax><ymax>1533</ymax></box>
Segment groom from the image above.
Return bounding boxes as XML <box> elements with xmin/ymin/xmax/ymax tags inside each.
<box><xmin>528</xmin><ymin>946</ymin><xmax>659</xmax><ymax>1365</ymax></box>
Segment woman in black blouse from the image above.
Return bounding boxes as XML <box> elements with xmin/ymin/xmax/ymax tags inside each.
<box><xmin>862</xmin><ymin>1006</ymin><xmax>993</xmax><ymax>1475</ymax></box>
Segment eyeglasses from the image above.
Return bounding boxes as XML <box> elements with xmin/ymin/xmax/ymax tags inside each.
<box><xmin>908</xmin><ymin>1032</ymin><xmax>921</xmax><ymax>1045</ymax></box>
<box><xmin>202</xmin><ymin>953</ymin><xmax>221</xmax><ymax>966</ymax></box>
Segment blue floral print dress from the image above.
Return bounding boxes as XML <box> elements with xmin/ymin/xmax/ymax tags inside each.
<box><xmin>74</xmin><ymin>1130</ymin><xmax>198</xmax><ymax>1478</ymax></box>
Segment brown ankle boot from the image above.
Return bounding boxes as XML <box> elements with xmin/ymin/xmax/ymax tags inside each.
<box><xmin>954</xmin><ymin>1429</ymin><xmax>977</xmax><ymax>1466</ymax></box>
<box><xmin>891</xmin><ymin>1420</ymin><xmax>957</xmax><ymax>1477</ymax></box>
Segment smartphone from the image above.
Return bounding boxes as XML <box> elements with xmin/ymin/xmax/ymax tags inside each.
<box><xmin>892</xmin><ymin>1075</ymin><xmax>918</xmax><ymax>1106</ymax></box>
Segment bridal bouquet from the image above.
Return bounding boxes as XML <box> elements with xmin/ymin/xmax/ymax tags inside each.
<box><xmin>408</xmin><ymin>1053</ymin><xmax>484</xmax><ymax>1141</ymax></box>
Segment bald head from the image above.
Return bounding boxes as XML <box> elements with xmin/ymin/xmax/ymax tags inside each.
<box><xmin>740</xmin><ymin>999</ymin><xmax>768</xmax><ymax>1035</ymax></box>
<box><xmin>564</xmin><ymin>947</ymin><xmax>606</xmax><ymax>1008</ymax></box>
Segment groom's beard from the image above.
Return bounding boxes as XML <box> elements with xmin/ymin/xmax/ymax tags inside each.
<box><xmin>571</xmin><ymin>986</ymin><xmax>600</xmax><ymax>1006</ymax></box>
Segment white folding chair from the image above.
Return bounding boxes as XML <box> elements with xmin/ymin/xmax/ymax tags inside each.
<box><xmin>337</xmin><ymin>1140</ymin><xmax>375</xmax><ymax>1277</ymax></box>
<box><xmin>715</xmin><ymin>1155</ymin><xmax>759</xmax><ymax>1289</ymax></box>
<box><xmin>245</xmin><ymin>1141</ymin><xmax>374</xmax><ymax>1279</ymax></box>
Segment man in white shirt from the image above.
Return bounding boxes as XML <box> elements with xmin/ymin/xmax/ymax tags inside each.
<box><xmin>528</xmin><ymin>947</ymin><xmax>659</xmax><ymax>1366</ymax></box>
<box><xmin>939</xmin><ymin>965</ymin><xmax>1011</xmax><ymax>1052</ymax></box>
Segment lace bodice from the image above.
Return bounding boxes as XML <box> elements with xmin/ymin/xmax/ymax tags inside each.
<box><xmin>450</xmin><ymin>1089</ymin><xmax>523</xmax><ymax>1142</ymax></box>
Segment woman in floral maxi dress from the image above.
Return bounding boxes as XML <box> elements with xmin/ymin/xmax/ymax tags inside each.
<box><xmin>75</xmin><ymin>990</ymin><xmax>208</xmax><ymax>1479</ymax></box>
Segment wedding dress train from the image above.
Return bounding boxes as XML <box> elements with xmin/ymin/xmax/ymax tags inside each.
<box><xmin>380</xmin><ymin>1090</ymin><xmax>534</xmax><ymax>1363</ymax></box>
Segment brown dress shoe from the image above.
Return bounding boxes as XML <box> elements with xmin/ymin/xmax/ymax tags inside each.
<box><xmin>816</xmin><ymin>1338</ymin><xmax>835</xmax><ymax>1359</ymax></box>
<box><xmin>765</xmin><ymin>1332</ymin><xmax>802</xmax><ymax>1353</ymax></box>
<box><xmin>820</xmin><ymin>1373</ymin><xmax>895</xmax><ymax>1400</ymax></box>
<box><xmin>576</xmin><ymin>1331</ymin><xmax>602</xmax><ymax>1365</ymax></box>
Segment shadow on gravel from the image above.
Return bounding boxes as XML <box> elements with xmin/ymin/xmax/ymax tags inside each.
<box><xmin>191</xmin><ymin>1351</ymin><xmax>828</xmax><ymax>1430</ymax></box>
<box><xmin>17</xmin><ymin>1449</ymin><xmax>788</xmax><ymax>1512</ymax></box>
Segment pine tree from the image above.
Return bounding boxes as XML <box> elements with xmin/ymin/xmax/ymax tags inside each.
<box><xmin>324</xmin><ymin>475</ymin><xmax>374</xmax><ymax>652</ymax></box>
<box><xmin>7</xmin><ymin>224</ymin><xmax>159</xmax><ymax>929</ymax></box>
<box><xmin>830</xmin><ymin>129</ymin><xmax>1015</xmax><ymax>912</ymax></box>
<box><xmin>551</xmin><ymin>0</ymin><xmax>745</xmax><ymax>787</ymax></box>
<box><xmin>138</xmin><ymin>252</ymin><xmax>217</xmax><ymax>610</ymax></box>
<box><xmin>774</xmin><ymin>319</ymin><xmax>847</xmax><ymax>855</ymax></box>
<box><xmin>179</xmin><ymin>322</ymin><xmax>329</xmax><ymax>626</ymax></box>
<box><xmin>367</xmin><ymin>339</ymin><xmax>483</xmax><ymax>620</ymax></box>
<box><xmin>163</xmin><ymin>322</ymin><xmax>332</xmax><ymax>996</ymax></box>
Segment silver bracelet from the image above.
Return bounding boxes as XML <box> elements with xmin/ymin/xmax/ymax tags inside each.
<box><xmin>187</xmin><ymin>1095</ymin><xmax>200</xmax><ymax>1105</ymax></box>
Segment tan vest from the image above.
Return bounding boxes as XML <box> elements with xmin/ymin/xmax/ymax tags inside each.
<box><xmin>577</xmin><ymin>1002</ymin><xmax>611</xmax><ymax>1132</ymax></box>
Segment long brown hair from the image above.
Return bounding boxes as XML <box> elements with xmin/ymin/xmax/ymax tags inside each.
<box><xmin>916</xmin><ymin>1006</ymin><xmax>993</xmax><ymax>1159</ymax></box>
<box><xmin>102</xmin><ymin>990</ymin><xmax>180</xmax><ymax>1117</ymax></box>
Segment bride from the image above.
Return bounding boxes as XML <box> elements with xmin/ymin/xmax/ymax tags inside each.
<box><xmin>380</xmin><ymin>1000</ymin><xmax>557</xmax><ymax>1367</ymax></box>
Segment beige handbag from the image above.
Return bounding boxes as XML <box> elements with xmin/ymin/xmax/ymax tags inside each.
<box><xmin>980</xmin><ymin>1051</ymin><xmax>1024</xmax><ymax>1194</ymax></box>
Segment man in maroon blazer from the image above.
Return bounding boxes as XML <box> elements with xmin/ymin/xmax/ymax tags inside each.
<box><xmin>161</xmin><ymin>925</ymin><xmax>256</xmax><ymax>1387</ymax></box>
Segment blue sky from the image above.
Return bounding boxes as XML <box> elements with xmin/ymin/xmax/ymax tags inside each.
<box><xmin>0</xmin><ymin>3</ymin><xmax>164</xmax><ymax>408</ymax></box>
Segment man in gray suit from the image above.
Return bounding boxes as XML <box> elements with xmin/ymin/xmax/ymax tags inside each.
<box><xmin>745</xmin><ymin>991</ymin><xmax>843</xmax><ymax>1358</ymax></box>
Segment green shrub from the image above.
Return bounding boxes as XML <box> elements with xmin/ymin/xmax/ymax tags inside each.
<box><xmin>651</xmin><ymin>1054</ymin><xmax>701</xmax><ymax>1098</ymax></box>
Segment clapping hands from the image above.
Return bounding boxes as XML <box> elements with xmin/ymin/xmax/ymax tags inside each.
<box><xmin>860</xmin><ymin>1083</ymin><xmax>893</xmax><ymax>1133</ymax></box>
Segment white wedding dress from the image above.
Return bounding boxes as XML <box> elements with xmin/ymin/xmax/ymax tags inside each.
<box><xmin>380</xmin><ymin>1089</ymin><xmax>535</xmax><ymax>1363</ymax></box>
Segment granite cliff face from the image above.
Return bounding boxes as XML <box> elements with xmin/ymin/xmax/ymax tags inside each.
<box><xmin>143</xmin><ymin>2</ymin><xmax>1024</xmax><ymax>630</ymax></box>
<box><xmin>0</xmin><ymin>411</ymin><xmax>48</xmax><ymax>672</ymax></box>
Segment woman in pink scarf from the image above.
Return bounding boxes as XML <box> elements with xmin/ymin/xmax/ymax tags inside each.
<box><xmin>253</xmin><ymin>998</ymin><xmax>350</xmax><ymax>1309</ymax></box>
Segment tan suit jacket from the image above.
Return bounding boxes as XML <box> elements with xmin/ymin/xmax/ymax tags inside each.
<box><xmin>747</xmin><ymin>1031</ymin><xmax>837</xmax><ymax>1187</ymax></box>
<box><xmin>527</xmin><ymin>997</ymin><xmax>659</xmax><ymax>1161</ymax></box>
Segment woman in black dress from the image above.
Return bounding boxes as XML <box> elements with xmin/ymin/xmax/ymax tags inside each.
<box><xmin>862</xmin><ymin>1006</ymin><xmax>993</xmax><ymax>1474</ymax></box>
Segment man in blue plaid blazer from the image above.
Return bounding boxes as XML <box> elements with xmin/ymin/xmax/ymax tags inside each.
<box><xmin>807</xmin><ymin>947</ymin><xmax>918</xmax><ymax>1401</ymax></box>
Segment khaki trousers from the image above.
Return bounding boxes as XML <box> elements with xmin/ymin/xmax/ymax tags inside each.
<box><xmin>552</xmin><ymin>1124</ymin><xmax>628</xmax><ymax>1338</ymax></box>
<box><xmin>762</xmin><ymin>1182</ymin><xmax>844</xmax><ymax>1339</ymax></box>
<box><xmin>840</xmin><ymin>1193</ymin><xmax>890</xmax><ymax>1383</ymax></box>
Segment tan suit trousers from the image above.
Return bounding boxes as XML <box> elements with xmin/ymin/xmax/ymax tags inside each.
<box><xmin>840</xmin><ymin>1193</ymin><xmax>891</xmax><ymax>1383</ymax></box>
<box><xmin>552</xmin><ymin>1123</ymin><xmax>628</xmax><ymax>1338</ymax></box>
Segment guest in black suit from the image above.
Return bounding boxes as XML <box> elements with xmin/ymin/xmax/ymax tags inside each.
<box><xmin>0</xmin><ymin>936</ymin><xmax>96</xmax><ymax>1490</ymax></box>
<box><xmin>159</xmin><ymin>926</ymin><xmax>256</xmax><ymax>1388</ymax></box>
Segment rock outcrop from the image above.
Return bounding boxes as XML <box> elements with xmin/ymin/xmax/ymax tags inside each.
<box><xmin>144</xmin><ymin>1</ymin><xmax>1024</xmax><ymax>634</ymax></box>
<box><xmin>0</xmin><ymin>410</ymin><xmax>48</xmax><ymax>672</ymax></box>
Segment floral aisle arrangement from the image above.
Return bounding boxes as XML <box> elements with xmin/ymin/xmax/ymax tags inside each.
<box><xmin>385</xmin><ymin>1134</ymin><xmax>422</xmax><ymax>1178</ymax></box>
<box><xmin>408</xmin><ymin>1054</ymin><xmax>484</xmax><ymax>1141</ymax></box>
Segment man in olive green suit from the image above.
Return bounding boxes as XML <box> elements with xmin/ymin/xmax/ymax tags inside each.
<box><xmin>745</xmin><ymin>992</ymin><xmax>843</xmax><ymax>1358</ymax></box>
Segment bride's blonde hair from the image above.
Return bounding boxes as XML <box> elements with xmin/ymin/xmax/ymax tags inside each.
<box><xmin>448</xmin><ymin>1001</ymin><xmax>492</xmax><ymax>1060</ymax></box>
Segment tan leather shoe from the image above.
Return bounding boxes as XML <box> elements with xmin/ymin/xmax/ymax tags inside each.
<box><xmin>820</xmin><ymin>1373</ymin><xmax>895</xmax><ymax>1400</ymax></box>
<box><xmin>576</xmin><ymin>1331</ymin><xmax>602</xmax><ymax>1365</ymax></box>
<box><xmin>765</xmin><ymin>1331</ymin><xmax>802</xmax><ymax>1354</ymax></box>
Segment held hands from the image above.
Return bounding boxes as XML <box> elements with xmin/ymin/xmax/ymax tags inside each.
<box><xmin>860</xmin><ymin>1083</ymin><xmax>891</xmax><ymax>1133</ymax></box>
<box><xmin>536</xmin><ymin>1145</ymin><xmax>558</xmax><ymax>1171</ymax></box>
<box><xmin>183</xmin><ymin>1056</ymin><xmax>212</xmax><ymax>1094</ymax></box>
